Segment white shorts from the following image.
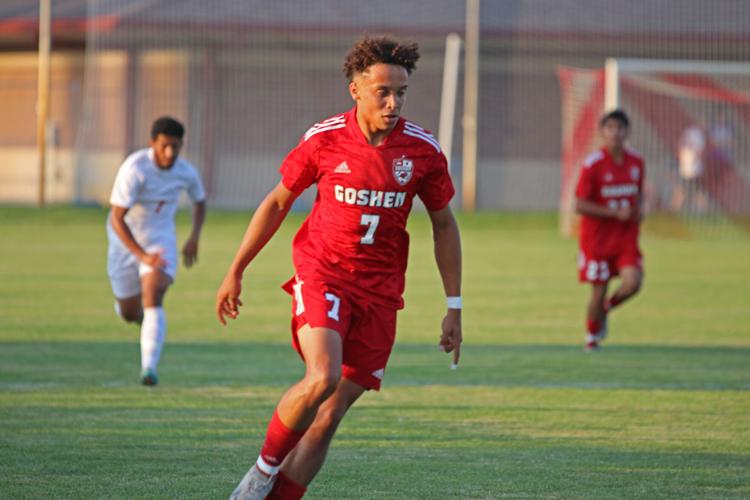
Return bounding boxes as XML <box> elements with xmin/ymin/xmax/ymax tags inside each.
<box><xmin>107</xmin><ymin>222</ymin><xmax>177</xmax><ymax>299</ymax></box>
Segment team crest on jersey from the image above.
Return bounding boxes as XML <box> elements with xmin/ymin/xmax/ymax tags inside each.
<box><xmin>604</xmin><ymin>173</ymin><xmax>613</xmax><ymax>182</ymax></box>
<box><xmin>630</xmin><ymin>166</ymin><xmax>640</xmax><ymax>181</ymax></box>
<box><xmin>392</xmin><ymin>156</ymin><xmax>414</xmax><ymax>185</ymax></box>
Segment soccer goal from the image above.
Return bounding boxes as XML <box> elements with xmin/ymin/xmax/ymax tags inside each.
<box><xmin>559</xmin><ymin>58</ymin><xmax>750</xmax><ymax>238</ymax></box>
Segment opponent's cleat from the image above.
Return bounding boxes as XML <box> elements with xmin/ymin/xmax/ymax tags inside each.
<box><xmin>140</xmin><ymin>369</ymin><xmax>158</xmax><ymax>386</ymax></box>
<box><xmin>229</xmin><ymin>464</ymin><xmax>277</xmax><ymax>500</ymax></box>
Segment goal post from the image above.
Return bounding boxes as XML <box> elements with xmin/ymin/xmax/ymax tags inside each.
<box><xmin>559</xmin><ymin>58</ymin><xmax>750</xmax><ymax>238</ymax></box>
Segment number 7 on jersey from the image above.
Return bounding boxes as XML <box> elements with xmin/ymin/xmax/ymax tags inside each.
<box><xmin>360</xmin><ymin>214</ymin><xmax>380</xmax><ymax>245</ymax></box>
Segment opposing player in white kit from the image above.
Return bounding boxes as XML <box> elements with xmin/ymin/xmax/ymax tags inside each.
<box><xmin>107</xmin><ymin>117</ymin><xmax>206</xmax><ymax>386</ymax></box>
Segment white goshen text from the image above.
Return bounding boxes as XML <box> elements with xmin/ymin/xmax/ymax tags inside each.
<box><xmin>601</xmin><ymin>184</ymin><xmax>638</xmax><ymax>197</ymax></box>
<box><xmin>334</xmin><ymin>184</ymin><xmax>407</xmax><ymax>208</ymax></box>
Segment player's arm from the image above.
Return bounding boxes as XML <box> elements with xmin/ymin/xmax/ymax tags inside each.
<box><xmin>575</xmin><ymin>198</ymin><xmax>632</xmax><ymax>221</ymax></box>
<box><xmin>109</xmin><ymin>205</ymin><xmax>167</xmax><ymax>269</ymax></box>
<box><xmin>215</xmin><ymin>181</ymin><xmax>299</xmax><ymax>325</ymax></box>
<box><xmin>182</xmin><ymin>200</ymin><xmax>206</xmax><ymax>268</ymax></box>
<box><xmin>427</xmin><ymin>205</ymin><xmax>463</xmax><ymax>366</ymax></box>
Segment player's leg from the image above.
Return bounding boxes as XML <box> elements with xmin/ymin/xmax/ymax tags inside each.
<box><xmin>137</xmin><ymin>269</ymin><xmax>172</xmax><ymax>385</ymax></box>
<box><xmin>107</xmin><ymin>233</ymin><xmax>143</xmax><ymax>323</ymax></box>
<box><xmin>267</xmin><ymin>299</ymin><xmax>395</xmax><ymax>499</ymax></box>
<box><xmin>115</xmin><ymin>294</ymin><xmax>143</xmax><ymax>324</ymax></box>
<box><xmin>230</xmin><ymin>326</ymin><xmax>343</xmax><ymax>500</ymax></box>
<box><xmin>267</xmin><ymin>378</ymin><xmax>366</xmax><ymax>499</ymax></box>
<box><xmin>268</xmin><ymin>298</ymin><xmax>397</xmax><ymax>500</ymax></box>
<box><xmin>606</xmin><ymin>266</ymin><xmax>643</xmax><ymax>311</ymax></box>
<box><xmin>606</xmin><ymin>248</ymin><xmax>643</xmax><ymax>312</ymax></box>
<box><xmin>277</xmin><ymin>326</ymin><xmax>343</xmax><ymax>425</ymax></box>
<box><xmin>585</xmin><ymin>282</ymin><xmax>608</xmax><ymax>351</ymax></box>
<box><xmin>579</xmin><ymin>252</ymin><xmax>609</xmax><ymax>350</ymax></box>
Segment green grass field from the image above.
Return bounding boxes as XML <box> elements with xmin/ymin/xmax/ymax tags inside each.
<box><xmin>1</xmin><ymin>206</ymin><xmax>748</xmax><ymax>499</ymax></box>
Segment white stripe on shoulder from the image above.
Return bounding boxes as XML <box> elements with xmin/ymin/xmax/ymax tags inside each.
<box><xmin>403</xmin><ymin>122</ymin><xmax>441</xmax><ymax>152</ymax></box>
<box><xmin>303</xmin><ymin>114</ymin><xmax>345</xmax><ymax>137</ymax></box>
<box><xmin>319</xmin><ymin>114</ymin><xmax>346</xmax><ymax>125</ymax></box>
<box><xmin>583</xmin><ymin>150</ymin><xmax>604</xmax><ymax>168</ymax></box>
<box><xmin>304</xmin><ymin>123</ymin><xmax>346</xmax><ymax>141</ymax></box>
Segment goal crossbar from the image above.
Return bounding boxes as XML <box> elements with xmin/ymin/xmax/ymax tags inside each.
<box><xmin>605</xmin><ymin>58</ymin><xmax>750</xmax><ymax>110</ymax></box>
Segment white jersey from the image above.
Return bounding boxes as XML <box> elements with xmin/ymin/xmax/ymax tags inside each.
<box><xmin>109</xmin><ymin>148</ymin><xmax>205</xmax><ymax>245</ymax></box>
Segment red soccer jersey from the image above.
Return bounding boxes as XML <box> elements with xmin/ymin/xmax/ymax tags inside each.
<box><xmin>575</xmin><ymin>147</ymin><xmax>645</xmax><ymax>257</ymax></box>
<box><xmin>280</xmin><ymin>107</ymin><xmax>455</xmax><ymax>309</ymax></box>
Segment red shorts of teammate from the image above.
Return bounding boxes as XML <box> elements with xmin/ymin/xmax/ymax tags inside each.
<box><xmin>577</xmin><ymin>246</ymin><xmax>643</xmax><ymax>284</ymax></box>
<box><xmin>282</xmin><ymin>275</ymin><xmax>397</xmax><ymax>391</ymax></box>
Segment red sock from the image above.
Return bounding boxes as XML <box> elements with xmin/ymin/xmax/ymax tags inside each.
<box><xmin>266</xmin><ymin>471</ymin><xmax>307</xmax><ymax>500</ymax></box>
<box><xmin>257</xmin><ymin>411</ymin><xmax>307</xmax><ymax>475</ymax></box>
<box><xmin>586</xmin><ymin>318</ymin><xmax>601</xmax><ymax>335</ymax></box>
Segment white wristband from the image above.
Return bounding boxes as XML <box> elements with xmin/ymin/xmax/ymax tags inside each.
<box><xmin>446</xmin><ymin>296</ymin><xmax>462</xmax><ymax>309</ymax></box>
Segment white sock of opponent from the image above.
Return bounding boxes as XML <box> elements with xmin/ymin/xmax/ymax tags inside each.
<box><xmin>140</xmin><ymin>306</ymin><xmax>166</xmax><ymax>372</ymax></box>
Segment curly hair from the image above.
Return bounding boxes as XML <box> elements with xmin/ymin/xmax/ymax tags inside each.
<box><xmin>343</xmin><ymin>35</ymin><xmax>420</xmax><ymax>81</ymax></box>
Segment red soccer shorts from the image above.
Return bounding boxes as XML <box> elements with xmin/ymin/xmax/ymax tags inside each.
<box><xmin>281</xmin><ymin>275</ymin><xmax>397</xmax><ymax>391</ymax></box>
<box><xmin>578</xmin><ymin>246</ymin><xmax>643</xmax><ymax>284</ymax></box>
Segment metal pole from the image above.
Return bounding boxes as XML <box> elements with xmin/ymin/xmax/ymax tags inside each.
<box><xmin>604</xmin><ymin>58</ymin><xmax>620</xmax><ymax>111</ymax></box>
<box><xmin>202</xmin><ymin>49</ymin><xmax>218</xmax><ymax>200</ymax></box>
<box><xmin>438</xmin><ymin>33</ymin><xmax>461</xmax><ymax>172</ymax></box>
<box><xmin>36</xmin><ymin>0</ymin><xmax>51</xmax><ymax>207</ymax></box>
<box><xmin>462</xmin><ymin>0</ymin><xmax>479</xmax><ymax>212</ymax></box>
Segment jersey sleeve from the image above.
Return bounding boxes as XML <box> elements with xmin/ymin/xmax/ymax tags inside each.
<box><xmin>187</xmin><ymin>165</ymin><xmax>206</xmax><ymax>202</ymax></box>
<box><xmin>417</xmin><ymin>153</ymin><xmax>455</xmax><ymax>211</ymax></box>
<box><xmin>575</xmin><ymin>164</ymin><xmax>597</xmax><ymax>201</ymax></box>
<box><xmin>279</xmin><ymin>139</ymin><xmax>318</xmax><ymax>194</ymax></box>
<box><xmin>109</xmin><ymin>161</ymin><xmax>142</xmax><ymax>208</ymax></box>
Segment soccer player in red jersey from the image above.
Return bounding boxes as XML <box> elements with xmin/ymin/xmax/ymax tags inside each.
<box><xmin>216</xmin><ymin>35</ymin><xmax>462</xmax><ymax>499</ymax></box>
<box><xmin>575</xmin><ymin>109</ymin><xmax>644</xmax><ymax>351</ymax></box>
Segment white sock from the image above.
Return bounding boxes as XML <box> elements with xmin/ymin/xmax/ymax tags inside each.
<box><xmin>140</xmin><ymin>307</ymin><xmax>166</xmax><ymax>372</ymax></box>
<box><xmin>114</xmin><ymin>301</ymin><xmax>122</xmax><ymax>319</ymax></box>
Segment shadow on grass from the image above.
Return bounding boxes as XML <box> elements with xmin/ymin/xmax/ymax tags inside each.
<box><xmin>1</xmin><ymin>341</ymin><xmax>748</xmax><ymax>391</ymax></box>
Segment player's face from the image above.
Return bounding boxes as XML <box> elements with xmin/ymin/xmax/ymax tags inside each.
<box><xmin>150</xmin><ymin>134</ymin><xmax>182</xmax><ymax>169</ymax></box>
<box><xmin>349</xmin><ymin>63</ymin><xmax>409</xmax><ymax>133</ymax></box>
<box><xmin>601</xmin><ymin>119</ymin><xmax>629</xmax><ymax>151</ymax></box>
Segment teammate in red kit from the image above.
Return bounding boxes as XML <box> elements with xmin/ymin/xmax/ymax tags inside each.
<box><xmin>575</xmin><ymin>109</ymin><xmax>644</xmax><ymax>351</ymax></box>
<box><xmin>216</xmin><ymin>35</ymin><xmax>462</xmax><ymax>499</ymax></box>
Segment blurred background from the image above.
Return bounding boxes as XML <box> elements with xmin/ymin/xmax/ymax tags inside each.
<box><xmin>1</xmin><ymin>0</ymin><xmax>749</xmax><ymax>235</ymax></box>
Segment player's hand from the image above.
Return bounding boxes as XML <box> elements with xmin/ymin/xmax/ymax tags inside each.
<box><xmin>216</xmin><ymin>274</ymin><xmax>243</xmax><ymax>325</ymax></box>
<box><xmin>615</xmin><ymin>206</ymin><xmax>633</xmax><ymax>221</ymax></box>
<box><xmin>182</xmin><ymin>236</ymin><xmax>199</xmax><ymax>268</ymax></box>
<box><xmin>439</xmin><ymin>308</ymin><xmax>462</xmax><ymax>367</ymax></box>
<box><xmin>140</xmin><ymin>249</ymin><xmax>167</xmax><ymax>270</ymax></box>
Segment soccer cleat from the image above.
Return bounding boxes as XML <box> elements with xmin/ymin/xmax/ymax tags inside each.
<box><xmin>584</xmin><ymin>333</ymin><xmax>600</xmax><ymax>352</ymax></box>
<box><xmin>139</xmin><ymin>369</ymin><xmax>158</xmax><ymax>386</ymax></box>
<box><xmin>229</xmin><ymin>464</ymin><xmax>277</xmax><ymax>500</ymax></box>
<box><xmin>584</xmin><ymin>340</ymin><xmax>600</xmax><ymax>352</ymax></box>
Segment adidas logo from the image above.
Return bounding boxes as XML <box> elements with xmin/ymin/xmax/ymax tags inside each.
<box><xmin>371</xmin><ymin>368</ymin><xmax>385</xmax><ymax>380</ymax></box>
<box><xmin>334</xmin><ymin>162</ymin><xmax>351</xmax><ymax>174</ymax></box>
